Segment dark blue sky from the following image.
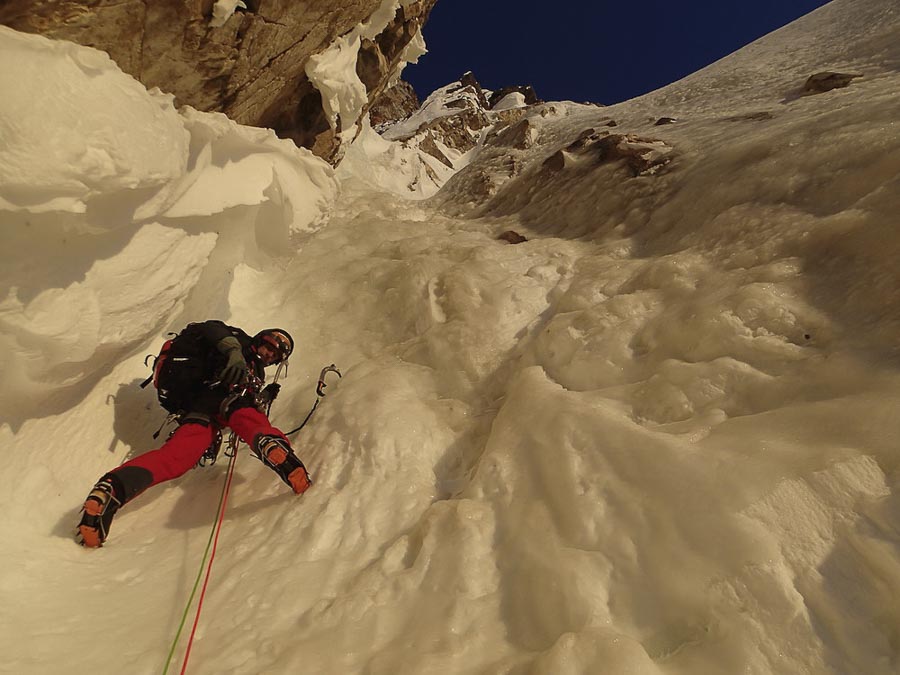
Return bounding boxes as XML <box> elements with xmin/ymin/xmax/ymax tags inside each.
<box><xmin>404</xmin><ymin>0</ymin><xmax>833</xmax><ymax>105</ymax></box>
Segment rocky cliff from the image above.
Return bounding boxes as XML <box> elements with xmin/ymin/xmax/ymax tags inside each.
<box><xmin>0</xmin><ymin>0</ymin><xmax>435</xmax><ymax>163</ymax></box>
<box><xmin>370</xmin><ymin>71</ymin><xmax>543</xmax><ymax>194</ymax></box>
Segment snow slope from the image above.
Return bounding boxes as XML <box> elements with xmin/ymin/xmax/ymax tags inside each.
<box><xmin>1</xmin><ymin>0</ymin><xmax>900</xmax><ymax>673</ymax></box>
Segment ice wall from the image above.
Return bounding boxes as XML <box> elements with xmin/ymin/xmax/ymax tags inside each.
<box><xmin>0</xmin><ymin>27</ymin><xmax>338</xmax><ymax>428</ymax></box>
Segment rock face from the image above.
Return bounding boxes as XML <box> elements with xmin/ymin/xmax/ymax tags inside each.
<box><xmin>368</xmin><ymin>79</ymin><xmax>420</xmax><ymax>127</ymax></box>
<box><xmin>379</xmin><ymin>72</ymin><xmax>493</xmax><ymax>168</ymax></box>
<box><xmin>803</xmin><ymin>71</ymin><xmax>863</xmax><ymax>94</ymax></box>
<box><xmin>0</xmin><ymin>0</ymin><xmax>436</xmax><ymax>163</ymax></box>
<box><xmin>360</xmin><ymin>71</ymin><xmax>543</xmax><ymax>198</ymax></box>
<box><xmin>548</xmin><ymin>129</ymin><xmax>675</xmax><ymax>177</ymax></box>
<box><xmin>497</xmin><ymin>230</ymin><xmax>528</xmax><ymax>244</ymax></box>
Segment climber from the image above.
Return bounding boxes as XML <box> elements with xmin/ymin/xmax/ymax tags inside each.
<box><xmin>77</xmin><ymin>320</ymin><xmax>310</xmax><ymax>548</ymax></box>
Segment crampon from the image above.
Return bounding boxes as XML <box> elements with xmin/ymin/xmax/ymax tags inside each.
<box><xmin>76</xmin><ymin>478</ymin><xmax>122</xmax><ymax>548</ymax></box>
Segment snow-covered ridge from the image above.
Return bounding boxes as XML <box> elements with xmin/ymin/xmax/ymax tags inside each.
<box><xmin>345</xmin><ymin>72</ymin><xmax>538</xmax><ymax>198</ymax></box>
<box><xmin>380</xmin><ymin>75</ymin><xmax>491</xmax><ymax>141</ymax></box>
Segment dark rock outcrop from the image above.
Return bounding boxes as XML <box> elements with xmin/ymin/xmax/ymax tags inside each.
<box><xmin>490</xmin><ymin>117</ymin><xmax>537</xmax><ymax>150</ymax></box>
<box><xmin>802</xmin><ymin>71</ymin><xmax>863</xmax><ymax>94</ymax></box>
<box><xmin>726</xmin><ymin>111</ymin><xmax>776</xmax><ymax>122</ymax></box>
<box><xmin>498</xmin><ymin>230</ymin><xmax>528</xmax><ymax>244</ymax></box>
<box><xmin>417</xmin><ymin>134</ymin><xmax>454</xmax><ymax>168</ymax></box>
<box><xmin>422</xmin><ymin>106</ymin><xmax>491</xmax><ymax>154</ymax></box>
<box><xmin>0</xmin><ymin>0</ymin><xmax>436</xmax><ymax>163</ymax></box>
<box><xmin>369</xmin><ymin>79</ymin><xmax>420</xmax><ymax>127</ymax></box>
<box><xmin>458</xmin><ymin>71</ymin><xmax>491</xmax><ymax>109</ymax></box>
<box><xmin>543</xmin><ymin>129</ymin><xmax>675</xmax><ymax>177</ymax></box>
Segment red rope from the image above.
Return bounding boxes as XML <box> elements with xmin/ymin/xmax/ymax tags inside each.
<box><xmin>179</xmin><ymin>448</ymin><xmax>238</xmax><ymax>675</ymax></box>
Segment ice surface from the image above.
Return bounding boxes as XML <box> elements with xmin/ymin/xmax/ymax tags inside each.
<box><xmin>493</xmin><ymin>92</ymin><xmax>528</xmax><ymax>111</ymax></box>
<box><xmin>305</xmin><ymin>33</ymin><xmax>369</xmax><ymax>135</ymax></box>
<box><xmin>0</xmin><ymin>26</ymin><xmax>188</xmax><ymax>215</ymax></box>
<box><xmin>1</xmin><ymin>0</ymin><xmax>900</xmax><ymax>674</ymax></box>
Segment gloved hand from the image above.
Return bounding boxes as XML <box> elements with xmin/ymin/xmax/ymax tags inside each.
<box><xmin>260</xmin><ymin>383</ymin><xmax>281</xmax><ymax>403</ymax></box>
<box><xmin>217</xmin><ymin>337</ymin><xmax>249</xmax><ymax>386</ymax></box>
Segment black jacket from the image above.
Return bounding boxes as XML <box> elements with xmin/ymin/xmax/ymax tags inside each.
<box><xmin>193</xmin><ymin>320</ymin><xmax>266</xmax><ymax>381</ymax></box>
<box><xmin>174</xmin><ymin>320</ymin><xmax>267</xmax><ymax>418</ymax></box>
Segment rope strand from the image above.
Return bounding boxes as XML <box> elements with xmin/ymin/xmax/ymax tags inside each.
<box><xmin>161</xmin><ymin>447</ymin><xmax>238</xmax><ymax>675</ymax></box>
<box><xmin>179</xmin><ymin>449</ymin><xmax>238</xmax><ymax>674</ymax></box>
<box><xmin>160</xmin><ymin>364</ymin><xmax>338</xmax><ymax>672</ymax></box>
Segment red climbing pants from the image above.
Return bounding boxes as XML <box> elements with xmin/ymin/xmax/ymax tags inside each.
<box><xmin>117</xmin><ymin>407</ymin><xmax>289</xmax><ymax>490</ymax></box>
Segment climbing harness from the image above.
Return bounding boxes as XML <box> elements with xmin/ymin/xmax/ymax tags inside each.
<box><xmin>151</xmin><ymin>412</ymin><xmax>181</xmax><ymax>441</ymax></box>
<box><xmin>216</xmin><ymin>373</ymin><xmax>265</xmax><ymax>420</ymax></box>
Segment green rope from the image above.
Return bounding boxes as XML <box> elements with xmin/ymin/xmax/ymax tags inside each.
<box><xmin>161</xmin><ymin>438</ymin><xmax>237</xmax><ymax>675</ymax></box>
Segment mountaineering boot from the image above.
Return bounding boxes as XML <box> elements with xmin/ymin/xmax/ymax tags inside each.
<box><xmin>253</xmin><ymin>434</ymin><xmax>312</xmax><ymax>495</ymax></box>
<box><xmin>77</xmin><ymin>476</ymin><xmax>123</xmax><ymax>548</ymax></box>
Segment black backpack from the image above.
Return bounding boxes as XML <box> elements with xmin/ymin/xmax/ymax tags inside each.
<box><xmin>140</xmin><ymin>324</ymin><xmax>214</xmax><ymax>414</ymax></box>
